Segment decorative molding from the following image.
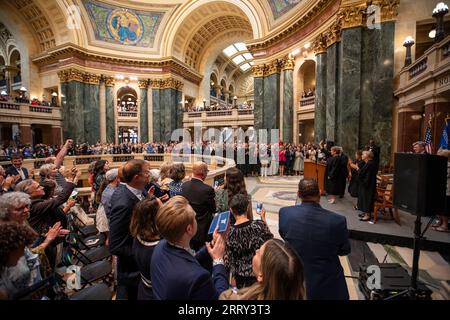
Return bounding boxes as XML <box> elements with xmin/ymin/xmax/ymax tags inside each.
<box><xmin>247</xmin><ymin>0</ymin><xmax>336</xmax><ymax>52</ymax></box>
<box><xmin>33</xmin><ymin>44</ymin><xmax>203</xmax><ymax>85</ymax></box>
<box><xmin>312</xmin><ymin>33</ymin><xmax>328</xmax><ymax>55</ymax></box>
<box><xmin>280</xmin><ymin>57</ymin><xmax>295</xmax><ymax>70</ymax></box>
<box><xmin>57</xmin><ymin>68</ymin><xmax>85</xmax><ymax>83</ymax></box>
<box><xmin>138</xmin><ymin>79</ymin><xmax>149</xmax><ymax>89</ymax></box>
<box><xmin>324</xmin><ymin>19</ymin><xmax>342</xmax><ymax>47</ymax></box>
<box><xmin>149</xmin><ymin>78</ymin><xmax>183</xmax><ymax>90</ymax></box>
<box><xmin>84</xmin><ymin>73</ymin><xmax>101</xmax><ymax>85</ymax></box>
<box><xmin>338</xmin><ymin>5</ymin><xmax>366</xmax><ymax>29</ymax></box>
<box><xmin>103</xmin><ymin>76</ymin><xmax>115</xmax><ymax>87</ymax></box>
<box><xmin>377</xmin><ymin>0</ymin><xmax>400</xmax><ymax>22</ymax></box>
<box><xmin>252</xmin><ymin>64</ymin><xmax>266</xmax><ymax>78</ymax></box>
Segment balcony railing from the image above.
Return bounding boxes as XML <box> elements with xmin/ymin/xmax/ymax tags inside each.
<box><xmin>118</xmin><ymin>111</ymin><xmax>138</xmax><ymax>117</ymax></box>
<box><xmin>29</xmin><ymin>105</ymin><xmax>52</xmax><ymax>113</ymax></box>
<box><xmin>187</xmin><ymin>112</ymin><xmax>202</xmax><ymax>118</ymax></box>
<box><xmin>408</xmin><ymin>57</ymin><xmax>427</xmax><ymax>79</ymax></box>
<box><xmin>237</xmin><ymin>109</ymin><xmax>254</xmax><ymax>115</ymax></box>
<box><xmin>183</xmin><ymin>108</ymin><xmax>254</xmax><ymax>125</ymax></box>
<box><xmin>0</xmin><ymin>101</ymin><xmax>61</xmax><ymax>120</ymax></box>
<box><xmin>300</xmin><ymin>96</ymin><xmax>315</xmax><ymax>107</ymax></box>
<box><xmin>206</xmin><ymin>110</ymin><xmax>232</xmax><ymax>117</ymax></box>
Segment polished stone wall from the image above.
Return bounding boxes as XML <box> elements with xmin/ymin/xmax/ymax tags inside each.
<box><xmin>140</xmin><ymin>88</ymin><xmax>148</xmax><ymax>142</ymax></box>
<box><xmin>152</xmin><ymin>89</ymin><xmax>161</xmax><ymax>142</ymax></box>
<box><xmin>151</xmin><ymin>88</ymin><xmax>182</xmax><ymax>142</ymax></box>
<box><xmin>105</xmin><ymin>86</ymin><xmax>115</xmax><ymax>143</ymax></box>
<box><xmin>338</xmin><ymin>27</ymin><xmax>362</xmax><ymax>159</ymax></box>
<box><xmin>282</xmin><ymin>69</ymin><xmax>293</xmax><ymax>143</ymax></box>
<box><xmin>84</xmin><ymin>83</ymin><xmax>100</xmax><ymax>145</ymax></box>
<box><xmin>263</xmin><ymin>73</ymin><xmax>280</xmax><ymax>131</ymax></box>
<box><xmin>254</xmin><ymin>77</ymin><xmax>264</xmax><ymax>131</ymax></box>
<box><xmin>360</xmin><ymin>22</ymin><xmax>395</xmax><ymax>164</ymax></box>
<box><xmin>60</xmin><ymin>80</ymin><xmax>100</xmax><ymax>144</ymax></box>
<box><xmin>326</xmin><ymin>43</ymin><xmax>340</xmax><ymax>143</ymax></box>
<box><xmin>314</xmin><ymin>22</ymin><xmax>395</xmax><ymax>165</ymax></box>
<box><xmin>315</xmin><ymin>53</ymin><xmax>327</xmax><ymax>143</ymax></box>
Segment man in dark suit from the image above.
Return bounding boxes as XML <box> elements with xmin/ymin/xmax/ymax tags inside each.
<box><xmin>6</xmin><ymin>154</ymin><xmax>30</xmax><ymax>182</ymax></box>
<box><xmin>279</xmin><ymin>178</ymin><xmax>351</xmax><ymax>300</ymax></box>
<box><xmin>181</xmin><ymin>161</ymin><xmax>216</xmax><ymax>251</ymax></box>
<box><xmin>151</xmin><ymin>196</ymin><xmax>228</xmax><ymax>300</ymax></box>
<box><xmin>109</xmin><ymin>159</ymin><xmax>150</xmax><ymax>300</ymax></box>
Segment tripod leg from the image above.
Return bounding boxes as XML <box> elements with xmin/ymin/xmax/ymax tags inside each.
<box><xmin>411</xmin><ymin>215</ymin><xmax>422</xmax><ymax>292</ymax></box>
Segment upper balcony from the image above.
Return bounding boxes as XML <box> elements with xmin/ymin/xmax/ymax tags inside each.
<box><xmin>183</xmin><ymin>108</ymin><xmax>254</xmax><ymax>127</ymax></box>
<box><xmin>395</xmin><ymin>35</ymin><xmax>450</xmax><ymax>105</ymax></box>
<box><xmin>0</xmin><ymin>100</ymin><xmax>62</xmax><ymax>125</ymax></box>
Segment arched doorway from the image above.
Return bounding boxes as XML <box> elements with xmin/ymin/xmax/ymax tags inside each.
<box><xmin>116</xmin><ymin>86</ymin><xmax>138</xmax><ymax>144</ymax></box>
<box><xmin>297</xmin><ymin>60</ymin><xmax>316</xmax><ymax>144</ymax></box>
<box><xmin>117</xmin><ymin>86</ymin><xmax>138</xmax><ymax>115</ymax></box>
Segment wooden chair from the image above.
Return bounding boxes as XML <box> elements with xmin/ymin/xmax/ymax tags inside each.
<box><xmin>373</xmin><ymin>181</ymin><xmax>400</xmax><ymax>225</ymax></box>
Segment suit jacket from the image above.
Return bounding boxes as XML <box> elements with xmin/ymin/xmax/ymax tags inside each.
<box><xmin>5</xmin><ymin>165</ymin><xmax>29</xmax><ymax>182</ymax></box>
<box><xmin>181</xmin><ymin>178</ymin><xmax>216</xmax><ymax>246</ymax></box>
<box><xmin>109</xmin><ymin>184</ymin><xmax>141</xmax><ymax>286</ymax></box>
<box><xmin>279</xmin><ymin>202</ymin><xmax>351</xmax><ymax>300</ymax></box>
<box><xmin>151</xmin><ymin>239</ymin><xmax>228</xmax><ymax>300</ymax></box>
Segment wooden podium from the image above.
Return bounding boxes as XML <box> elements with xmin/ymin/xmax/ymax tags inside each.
<box><xmin>303</xmin><ymin>160</ymin><xmax>326</xmax><ymax>195</ymax></box>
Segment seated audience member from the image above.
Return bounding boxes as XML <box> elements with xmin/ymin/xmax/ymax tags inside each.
<box><xmin>168</xmin><ymin>163</ymin><xmax>185</xmax><ymax>197</ymax></box>
<box><xmin>224</xmin><ymin>194</ymin><xmax>273</xmax><ymax>289</ymax></box>
<box><xmin>130</xmin><ymin>196</ymin><xmax>162</xmax><ymax>300</ymax></box>
<box><xmin>151</xmin><ymin>196</ymin><xmax>228</xmax><ymax>300</ymax></box>
<box><xmin>220</xmin><ymin>239</ymin><xmax>305</xmax><ymax>300</ymax></box>
<box><xmin>181</xmin><ymin>162</ymin><xmax>216</xmax><ymax>251</ymax></box>
<box><xmin>0</xmin><ymin>222</ymin><xmax>42</xmax><ymax>300</ymax></box>
<box><xmin>279</xmin><ymin>178</ymin><xmax>350</xmax><ymax>300</ymax></box>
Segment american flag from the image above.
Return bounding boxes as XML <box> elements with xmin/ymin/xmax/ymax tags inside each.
<box><xmin>425</xmin><ymin>120</ymin><xmax>433</xmax><ymax>154</ymax></box>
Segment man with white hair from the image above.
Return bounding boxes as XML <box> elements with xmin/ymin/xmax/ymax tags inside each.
<box><xmin>100</xmin><ymin>168</ymin><xmax>120</xmax><ymax>222</ymax></box>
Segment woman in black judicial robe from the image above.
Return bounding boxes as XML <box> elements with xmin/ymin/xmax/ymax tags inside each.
<box><xmin>325</xmin><ymin>147</ymin><xmax>342</xmax><ymax>204</ymax></box>
<box><xmin>348</xmin><ymin>150</ymin><xmax>364</xmax><ymax>198</ymax></box>
<box><xmin>357</xmin><ymin>150</ymin><xmax>378</xmax><ymax>222</ymax></box>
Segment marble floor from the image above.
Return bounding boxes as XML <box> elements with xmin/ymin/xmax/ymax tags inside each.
<box><xmin>244</xmin><ymin>176</ymin><xmax>450</xmax><ymax>300</ymax></box>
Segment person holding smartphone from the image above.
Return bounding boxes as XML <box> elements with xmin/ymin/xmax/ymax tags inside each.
<box><xmin>224</xmin><ymin>194</ymin><xmax>273</xmax><ymax>289</ymax></box>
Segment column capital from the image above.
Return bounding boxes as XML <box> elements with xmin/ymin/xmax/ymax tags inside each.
<box><xmin>281</xmin><ymin>57</ymin><xmax>295</xmax><ymax>71</ymax></box>
<box><xmin>138</xmin><ymin>79</ymin><xmax>149</xmax><ymax>89</ymax></box>
<box><xmin>251</xmin><ymin>64</ymin><xmax>266</xmax><ymax>78</ymax></box>
<box><xmin>266</xmin><ymin>59</ymin><xmax>282</xmax><ymax>76</ymax></box>
<box><xmin>83</xmin><ymin>73</ymin><xmax>101</xmax><ymax>85</ymax></box>
<box><xmin>101</xmin><ymin>75</ymin><xmax>115</xmax><ymax>86</ymax></box>
<box><xmin>324</xmin><ymin>19</ymin><xmax>342</xmax><ymax>47</ymax></box>
<box><xmin>338</xmin><ymin>5</ymin><xmax>366</xmax><ymax>29</ymax></box>
<box><xmin>312</xmin><ymin>33</ymin><xmax>328</xmax><ymax>55</ymax></box>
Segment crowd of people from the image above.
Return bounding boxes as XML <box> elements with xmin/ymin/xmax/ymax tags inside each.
<box><xmin>186</xmin><ymin>102</ymin><xmax>253</xmax><ymax>112</ymax></box>
<box><xmin>0</xmin><ymin>93</ymin><xmax>54</xmax><ymax>107</ymax></box>
<box><xmin>0</xmin><ymin>137</ymin><xmax>356</xmax><ymax>300</ymax></box>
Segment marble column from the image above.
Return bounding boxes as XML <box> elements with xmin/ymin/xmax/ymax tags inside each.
<box><xmin>315</xmin><ymin>53</ymin><xmax>327</xmax><ymax>144</ymax></box>
<box><xmin>253</xmin><ymin>77</ymin><xmax>264</xmax><ymax>131</ymax></box>
<box><xmin>147</xmin><ymin>86</ymin><xmax>153</xmax><ymax>142</ymax></box>
<box><xmin>338</xmin><ymin>27</ymin><xmax>362</xmax><ymax>159</ymax></box>
<box><xmin>83</xmin><ymin>82</ymin><xmax>100</xmax><ymax>145</ymax></box>
<box><xmin>263</xmin><ymin>73</ymin><xmax>280</xmax><ymax>131</ymax></box>
<box><xmin>360</xmin><ymin>21</ymin><xmax>395</xmax><ymax>164</ymax></box>
<box><xmin>66</xmin><ymin>81</ymin><xmax>85</xmax><ymax>144</ymax></box>
<box><xmin>175</xmin><ymin>89</ymin><xmax>183</xmax><ymax>130</ymax></box>
<box><xmin>326</xmin><ymin>43</ymin><xmax>340</xmax><ymax>143</ymax></box>
<box><xmin>105</xmin><ymin>80</ymin><xmax>116</xmax><ymax>143</ymax></box>
<box><xmin>60</xmin><ymin>82</ymin><xmax>70</xmax><ymax>140</ymax></box>
<box><xmin>99</xmin><ymin>80</ymin><xmax>106</xmax><ymax>143</ymax></box>
<box><xmin>152</xmin><ymin>86</ymin><xmax>161</xmax><ymax>142</ymax></box>
<box><xmin>139</xmin><ymin>80</ymin><xmax>148</xmax><ymax>143</ymax></box>
<box><xmin>282</xmin><ymin>69</ymin><xmax>293</xmax><ymax>143</ymax></box>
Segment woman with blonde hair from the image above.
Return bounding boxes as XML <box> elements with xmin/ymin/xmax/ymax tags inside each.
<box><xmin>221</xmin><ymin>238</ymin><xmax>305</xmax><ymax>300</ymax></box>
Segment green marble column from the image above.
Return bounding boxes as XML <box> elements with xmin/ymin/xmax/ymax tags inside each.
<box><xmin>315</xmin><ymin>53</ymin><xmax>327</xmax><ymax>144</ymax></box>
<box><xmin>326</xmin><ymin>43</ymin><xmax>340</xmax><ymax>143</ymax></box>
<box><xmin>175</xmin><ymin>90</ymin><xmax>183</xmax><ymax>130</ymax></box>
<box><xmin>282</xmin><ymin>69</ymin><xmax>293</xmax><ymax>142</ymax></box>
<box><xmin>140</xmin><ymin>85</ymin><xmax>148</xmax><ymax>143</ymax></box>
<box><xmin>67</xmin><ymin>81</ymin><xmax>85</xmax><ymax>144</ymax></box>
<box><xmin>338</xmin><ymin>27</ymin><xmax>362</xmax><ymax>159</ymax></box>
<box><xmin>361</xmin><ymin>22</ymin><xmax>395</xmax><ymax>165</ymax></box>
<box><xmin>83</xmin><ymin>83</ymin><xmax>100</xmax><ymax>145</ymax></box>
<box><xmin>152</xmin><ymin>88</ymin><xmax>161</xmax><ymax>142</ymax></box>
<box><xmin>263</xmin><ymin>73</ymin><xmax>280</xmax><ymax>130</ymax></box>
<box><xmin>254</xmin><ymin>77</ymin><xmax>264</xmax><ymax>131</ymax></box>
<box><xmin>105</xmin><ymin>84</ymin><xmax>115</xmax><ymax>143</ymax></box>
<box><xmin>60</xmin><ymin>82</ymin><xmax>70</xmax><ymax>140</ymax></box>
